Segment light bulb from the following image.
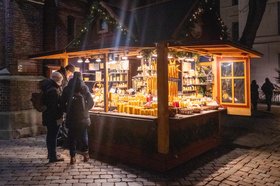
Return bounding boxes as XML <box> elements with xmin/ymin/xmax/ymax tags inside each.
<box><xmin>77</xmin><ymin>57</ymin><xmax>83</xmax><ymax>63</ymax></box>
<box><xmin>85</xmin><ymin>58</ymin><xmax>90</xmax><ymax>63</ymax></box>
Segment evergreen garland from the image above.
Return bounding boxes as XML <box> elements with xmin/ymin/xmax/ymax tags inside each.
<box><xmin>67</xmin><ymin>1</ymin><xmax>128</xmax><ymax>49</ymax></box>
<box><xmin>276</xmin><ymin>69</ymin><xmax>280</xmax><ymax>84</ymax></box>
<box><xmin>179</xmin><ymin>0</ymin><xmax>228</xmax><ymax>41</ymax></box>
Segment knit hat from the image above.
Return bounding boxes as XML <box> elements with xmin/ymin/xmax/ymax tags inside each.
<box><xmin>65</xmin><ymin>64</ymin><xmax>75</xmax><ymax>73</ymax></box>
<box><xmin>51</xmin><ymin>71</ymin><xmax>63</xmax><ymax>86</ymax></box>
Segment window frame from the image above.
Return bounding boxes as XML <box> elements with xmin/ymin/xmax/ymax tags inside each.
<box><xmin>219</xmin><ymin>60</ymin><xmax>247</xmax><ymax>106</ymax></box>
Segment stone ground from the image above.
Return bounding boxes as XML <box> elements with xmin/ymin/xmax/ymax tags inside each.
<box><xmin>0</xmin><ymin>104</ymin><xmax>280</xmax><ymax>186</ymax></box>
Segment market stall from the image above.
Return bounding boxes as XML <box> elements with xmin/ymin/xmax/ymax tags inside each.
<box><xmin>30</xmin><ymin>0</ymin><xmax>262</xmax><ymax>171</ymax></box>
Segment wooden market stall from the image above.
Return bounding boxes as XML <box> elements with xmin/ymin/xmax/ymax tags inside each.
<box><xmin>30</xmin><ymin>0</ymin><xmax>262</xmax><ymax>171</ymax></box>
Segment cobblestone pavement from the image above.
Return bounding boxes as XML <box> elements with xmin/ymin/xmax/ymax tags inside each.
<box><xmin>1</xmin><ymin>104</ymin><xmax>280</xmax><ymax>186</ymax></box>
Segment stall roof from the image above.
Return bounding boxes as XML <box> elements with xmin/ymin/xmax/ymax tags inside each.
<box><xmin>29</xmin><ymin>0</ymin><xmax>261</xmax><ymax>60</ymax></box>
<box><xmin>30</xmin><ymin>40</ymin><xmax>262</xmax><ymax>60</ymax></box>
<box><xmin>169</xmin><ymin>40</ymin><xmax>262</xmax><ymax>58</ymax></box>
<box><xmin>100</xmin><ymin>0</ymin><xmax>199</xmax><ymax>45</ymax></box>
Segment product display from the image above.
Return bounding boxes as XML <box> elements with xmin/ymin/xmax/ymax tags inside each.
<box><xmin>78</xmin><ymin>52</ymin><xmax>220</xmax><ymax>117</ymax></box>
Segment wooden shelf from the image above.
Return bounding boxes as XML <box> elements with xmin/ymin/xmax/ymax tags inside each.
<box><xmin>182</xmin><ymin>90</ymin><xmax>196</xmax><ymax>92</ymax></box>
<box><xmin>183</xmin><ymin>83</ymin><xmax>209</xmax><ymax>86</ymax></box>
<box><xmin>183</xmin><ymin>76</ymin><xmax>207</xmax><ymax>78</ymax></box>
<box><xmin>168</xmin><ymin>77</ymin><xmax>180</xmax><ymax>81</ymax></box>
<box><xmin>109</xmin><ymin>72</ymin><xmax>128</xmax><ymax>75</ymax></box>
<box><xmin>85</xmin><ymin>80</ymin><xmax>104</xmax><ymax>83</ymax></box>
<box><xmin>109</xmin><ymin>81</ymin><xmax>128</xmax><ymax>83</ymax></box>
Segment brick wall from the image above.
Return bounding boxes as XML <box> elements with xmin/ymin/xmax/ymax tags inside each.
<box><xmin>0</xmin><ymin>1</ymin><xmax>44</xmax><ymax>113</ymax></box>
<box><xmin>0</xmin><ymin>0</ymin><xmax>4</xmax><ymax>68</ymax></box>
<box><xmin>0</xmin><ymin>80</ymin><xmax>10</xmax><ymax>111</ymax></box>
<box><xmin>12</xmin><ymin>1</ymin><xmax>43</xmax><ymax>75</ymax></box>
<box><xmin>56</xmin><ymin>0</ymin><xmax>87</xmax><ymax>50</ymax></box>
<box><xmin>0</xmin><ymin>77</ymin><xmax>42</xmax><ymax>112</ymax></box>
<box><xmin>0</xmin><ymin>0</ymin><xmax>89</xmax><ymax>139</ymax></box>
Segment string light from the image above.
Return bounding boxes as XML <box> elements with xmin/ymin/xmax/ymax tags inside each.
<box><xmin>96</xmin><ymin>57</ymin><xmax>101</xmax><ymax>62</ymax></box>
<box><xmin>69</xmin><ymin>1</ymin><xmax>129</xmax><ymax>49</ymax></box>
<box><xmin>181</xmin><ymin>1</ymin><xmax>228</xmax><ymax>41</ymax></box>
<box><xmin>77</xmin><ymin>57</ymin><xmax>83</xmax><ymax>63</ymax></box>
<box><xmin>85</xmin><ymin>58</ymin><xmax>90</xmax><ymax>63</ymax></box>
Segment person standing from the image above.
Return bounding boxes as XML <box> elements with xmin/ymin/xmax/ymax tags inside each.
<box><xmin>61</xmin><ymin>72</ymin><xmax>94</xmax><ymax>164</ymax></box>
<box><xmin>42</xmin><ymin>72</ymin><xmax>64</xmax><ymax>163</ymax></box>
<box><xmin>261</xmin><ymin>77</ymin><xmax>275</xmax><ymax>111</ymax></box>
<box><xmin>251</xmin><ymin>80</ymin><xmax>259</xmax><ymax>111</ymax></box>
<box><xmin>57</xmin><ymin>64</ymin><xmax>75</xmax><ymax>88</ymax></box>
<box><xmin>56</xmin><ymin>64</ymin><xmax>75</xmax><ymax>146</ymax></box>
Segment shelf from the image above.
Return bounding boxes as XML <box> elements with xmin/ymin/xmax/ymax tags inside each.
<box><xmin>183</xmin><ymin>83</ymin><xmax>209</xmax><ymax>86</ymax></box>
<box><xmin>109</xmin><ymin>81</ymin><xmax>128</xmax><ymax>83</ymax></box>
<box><xmin>183</xmin><ymin>76</ymin><xmax>207</xmax><ymax>78</ymax></box>
<box><xmin>168</xmin><ymin>77</ymin><xmax>180</xmax><ymax>81</ymax></box>
<box><xmin>182</xmin><ymin>90</ymin><xmax>196</xmax><ymax>92</ymax></box>
<box><xmin>132</xmin><ymin>75</ymin><xmax>152</xmax><ymax>79</ymax></box>
<box><xmin>85</xmin><ymin>80</ymin><xmax>104</xmax><ymax>83</ymax></box>
<box><xmin>109</xmin><ymin>72</ymin><xmax>128</xmax><ymax>75</ymax></box>
<box><xmin>83</xmin><ymin>72</ymin><xmax>103</xmax><ymax>75</ymax></box>
<box><xmin>137</xmin><ymin>69</ymin><xmax>156</xmax><ymax>72</ymax></box>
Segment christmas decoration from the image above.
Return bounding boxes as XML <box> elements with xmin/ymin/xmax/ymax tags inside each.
<box><xmin>67</xmin><ymin>1</ymin><xmax>128</xmax><ymax>49</ymax></box>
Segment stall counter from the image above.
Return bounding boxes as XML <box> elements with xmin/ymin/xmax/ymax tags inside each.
<box><xmin>88</xmin><ymin>108</ymin><xmax>226</xmax><ymax>171</ymax></box>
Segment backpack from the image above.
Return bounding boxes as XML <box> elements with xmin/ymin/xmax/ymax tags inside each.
<box><xmin>31</xmin><ymin>92</ymin><xmax>47</xmax><ymax>112</ymax></box>
<box><xmin>30</xmin><ymin>79</ymin><xmax>48</xmax><ymax>112</ymax></box>
<box><xmin>67</xmin><ymin>93</ymin><xmax>86</xmax><ymax>121</ymax></box>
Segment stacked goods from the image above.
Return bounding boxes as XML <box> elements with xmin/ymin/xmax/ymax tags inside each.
<box><xmin>168</xmin><ymin>81</ymin><xmax>178</xmax><ymax>97</ymax></box>
<box><xmin>147</xmin><ymin>76</ymin><xmax>157</xmax><ymax>96</ymax></box>
<box><xmin>168</xmin><ymin>63</ymin><xmax>180</xmax><ymax>78</ymax></box>
<box><xmin>168</xmin><ymin>60</ymin><xmax>180</xmax><ymax>100</ymax></box>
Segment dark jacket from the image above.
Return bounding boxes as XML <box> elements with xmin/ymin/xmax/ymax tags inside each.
<box><xmin>42</xmin><ymin>79</ymin><xmax>63</xmax><ymax>126</ymax></box>
<box><xmin>261</xmin><ymin>81</ymin><xmax>274</xmax><ymax>96</ymax></box>
<box><xmin>251</xmin><ymin>82</ymin><xmax>259</xmax><ymax>101</ymax></box>
<box><xmin>61</xmin><ymin>78</ymin><xmax>94</xmax><ymax>128</ymax></box>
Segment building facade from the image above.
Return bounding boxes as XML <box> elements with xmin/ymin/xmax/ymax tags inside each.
<box><xmin>220</xmin><ymin>0</ymin><xmax>280</xmax><ymax>88</ymax></box>
<box><xmin>0</xmin><ymin>0</ymin><xmax>87</xmax><ymax>139</ymax></box>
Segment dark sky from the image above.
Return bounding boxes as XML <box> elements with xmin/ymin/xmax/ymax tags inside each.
<box><xmin>102</xmin><ymin>0</ymin><xmax>168</xmax><ymax>10</ymax></box>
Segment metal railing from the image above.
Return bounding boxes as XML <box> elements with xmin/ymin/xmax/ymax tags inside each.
<box><xmin>259</xmin><ymin>88</ymin><xmax>280</xmax><ymax>105</ymax></box>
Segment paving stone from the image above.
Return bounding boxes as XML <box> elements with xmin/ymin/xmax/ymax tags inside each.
<box><xmin>79</xmin><ymin>178</ymin><xmax>95</xmax><ymax>183</ymax></box>
<box><xmin>115</xmin><ymin>183</ymin><xmax>128</xmax><ymax>186</ymax></box>
<box><xmin>208</xmin><ymin>180</ymin><xmax>221</xmax><ymax>185</ymax></box>
<box><xmin>2</xmin><ymin>106</ymin><xmax>280</xmax><ymax>185</ymax></box>
<box><xmin>101</xmin><ymin>183</ymin><xmax>115</xmax><ymax>186</ymax></box>
<box><xmin>66</xmin><ymin>179</ymin><xmax>79</xmax><ymax>183</ymax></box>
<box><xmin>221</xmin><ymin>180</ymin><xmax>237</xmax><ymax>186</ymax></box>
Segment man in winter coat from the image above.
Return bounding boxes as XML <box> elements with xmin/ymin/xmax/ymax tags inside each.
<box><xmin>261</xmin><ymin>77</ymin><xmax>275</xmax><ymax>111</ymax></box>
<box><xmin>42</xmin><ymin>72</ymin><xmax>64</xmax><ymax>163</ymax></box>
<box><xmin>61</xmin><ymin>72</ymin><xmax>94</xmax><ymax>164</ymax></box>
<box><xmin>57</xmin><ymin>64</ymin><xmax>75</xmax><ymax>88</ymax></box>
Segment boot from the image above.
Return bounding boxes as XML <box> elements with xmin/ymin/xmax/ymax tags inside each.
<box><xmin>83</xmin><ymin>152</ymin><xmax>90</xmax><ymax>162</ymax></box>
<box><xmin>70</xmin><ymin>156</ymin><xmax>76</xmax><ymax>165</ymax></box>
<box><xmin>49</xmin><ymin>156</ymin><xmax>64</xmax><ymax>163</ymax></box>
<box><xmin>49</xmin><ymin>154</ymin><xmax>64</xmax><ymax>163</ymax></box>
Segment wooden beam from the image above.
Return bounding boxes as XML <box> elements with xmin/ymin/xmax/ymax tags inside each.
<box><xmin>104</xmin><ymin>54</ymin><xmax>109</xmax><ymax>112</ymax></box>
<box><xmin>156</xmin><ymin>42</ymin><xmax>169</xmax><ymax>154</ymax></box>
<box><xmin>62</xmin><ymin>54</ymin><xmax>68</xmax><ymax>66</ymax></box>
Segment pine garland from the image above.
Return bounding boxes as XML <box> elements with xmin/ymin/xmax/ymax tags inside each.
<box><xmin>68</xmin><ymin>1</ymin><xmax>128</xmax><ymax>49</ymax></box>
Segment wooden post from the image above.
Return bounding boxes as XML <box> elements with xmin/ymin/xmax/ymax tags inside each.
<box><xmin>62</xmin><ymin>53</ymin><xmax>68</xmax><ymax>66</ymax></box>
<box><xmin>104</xmin><ymin>53</ymin><xmax>109</xmax><ymax>112</ymax></box>
<box><xmin>157</xmin><ymin>42</ymin><xmax>169</xmax><ymax>154</ymax></box>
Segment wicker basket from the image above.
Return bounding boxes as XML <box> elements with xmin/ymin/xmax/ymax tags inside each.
<box><xmin>179</xmin><ymin>108</ymin><xmax>193</xmax><ymax>115</ymax></box>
